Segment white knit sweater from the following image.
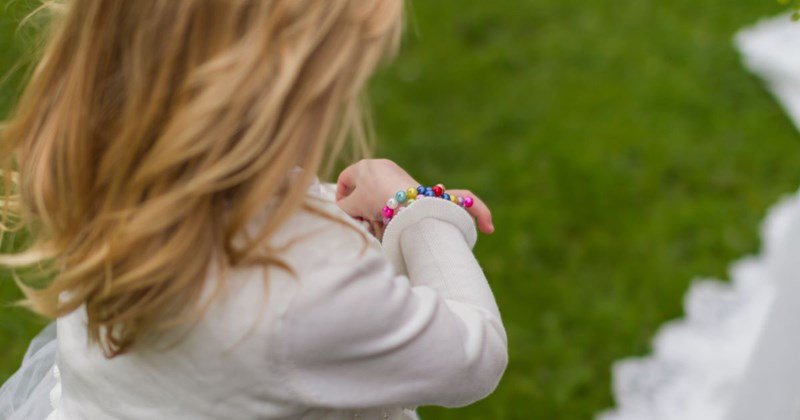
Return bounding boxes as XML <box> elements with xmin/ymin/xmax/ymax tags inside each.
<box><xmin>52</xmin><ymin>179</ymin><xmax>508</xmax><ymax>419</ymax></box>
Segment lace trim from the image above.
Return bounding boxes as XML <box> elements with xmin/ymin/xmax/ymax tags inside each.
<box><xmin>598</xmin><ymin>191</ymin><xmax>800</xmax><ymax>420</ymax></box>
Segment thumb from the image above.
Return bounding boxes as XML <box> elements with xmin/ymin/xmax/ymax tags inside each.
<box><xmin>336</xmin><ymin>162</ymin><xmax>358</xmax><ymax>201</ymax></box>
<box><xmin>335</xmin><ymin>191</ymin><xmax>364</xmax><ymax>220</ymax></box>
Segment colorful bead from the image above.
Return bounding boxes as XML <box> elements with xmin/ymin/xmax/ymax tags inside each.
<box><xmin>382</xmin><ymin>183</ymin><xmax>470</xmax><ymax>225</ymax></box>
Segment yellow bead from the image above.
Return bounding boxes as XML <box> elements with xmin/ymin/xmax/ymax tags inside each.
<box><xmin>406</xmin><ymin>188</ymin><xmax>418</xmax><ymax>199</ymax></box>
<box><xmin>450</xmin><ymin>195</ymin><xmax>458</xmax><ymax>204</ymax></box>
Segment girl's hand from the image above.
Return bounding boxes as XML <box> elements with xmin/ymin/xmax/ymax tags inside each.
<box><xmin>336</xmin><ymin>159</ymin><xmax>418</xmax><ymax>221</ymax></box>
<box><xmin>335</xmin><ymin>159</ymin><xmax>494</xmax><ymax>234</ymax></box>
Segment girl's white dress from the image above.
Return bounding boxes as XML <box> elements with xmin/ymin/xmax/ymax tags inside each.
<box><xmin>0</xmin><ymin>181</ymin><xmax>508</xmax><ymax>419</ymax></box>
<box><xmin>600</xmin><ymin>13</ymin><xmax>800</xmax><ymax>420</ymax></box>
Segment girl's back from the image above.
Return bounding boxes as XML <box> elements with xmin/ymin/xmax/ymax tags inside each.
<box><xmin>54</xmin><ymin>187</ymin><xmax>388</xmax><ymax>419</ymax></box>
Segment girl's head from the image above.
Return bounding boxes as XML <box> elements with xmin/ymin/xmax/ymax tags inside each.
<box><xmin>0</xmin><ymin>0</ymin><xmax>403</xmax><ymax>356</ymax></box>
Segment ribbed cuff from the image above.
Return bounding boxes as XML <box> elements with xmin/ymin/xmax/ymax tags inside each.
<box><xmin>381</xmin><ymin>198</ymin><xmax>477</xmax><ymax>275</ymax></box>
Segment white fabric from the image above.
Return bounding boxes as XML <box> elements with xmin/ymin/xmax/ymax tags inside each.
<box><xmin>736</xmin><ymin>14</ymin><xmax>800</xmax><ymax>131</ymax></box>
<box><xmin>599</xmin><ymin>13</ymin><xmax>800</xmax><ymax>420</ymax></box>
<box><xmin>0</xmin><ymin>179</ymin><xmax>507</xmax><ymax>419</ymax></box>
<box><xmin>383</xmin><ymin>197</ymin><xmax>478</xmax><ymax>277</ymax></box>
<box><xmin>724</xmin><ymin>18</ymin><xmax>800</xmax><ymax>412</ymax></box>
<box><xmin>597</xmin><ymin>193</ymin><xmax>797</xmax><ymax>420</ymax></box>
<box><xmin>0</xmin><ymin>323</ymin><xmax>59</xmax><ymax>420</ymax></box>
<box><xmin>724</xmin><ymin>194</ymin><xmax>800</xmax><ymax>420</ymax></box>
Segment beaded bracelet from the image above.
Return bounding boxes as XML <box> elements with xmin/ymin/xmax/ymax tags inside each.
<box><xmin>381</xmin><ymin>184</ymin><xmax>474</xmax><ymax>224</ymax></box>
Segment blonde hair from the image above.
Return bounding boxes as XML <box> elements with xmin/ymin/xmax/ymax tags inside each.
<box><xmin>0</xmin><ymin>0</ymin><xmax>403</xmax><ymax>357</ymax></box>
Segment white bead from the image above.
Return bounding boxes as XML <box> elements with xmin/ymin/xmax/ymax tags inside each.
<box><xmin>387</xmin><ymin>198</ymin><xmax>398</xmax><ymax>209</ymax></box>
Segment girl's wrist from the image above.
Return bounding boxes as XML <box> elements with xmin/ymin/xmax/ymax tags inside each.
<box><xmin>380</xmin><ymin>184</ymin><xmax>474</xmax><ymax>225</ymax></box>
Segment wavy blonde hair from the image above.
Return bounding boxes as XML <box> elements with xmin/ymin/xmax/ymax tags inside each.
<box><xmin>0</xmin><ymin>0</ymin><xmax>403</xmax><ymax>357</ymax></box>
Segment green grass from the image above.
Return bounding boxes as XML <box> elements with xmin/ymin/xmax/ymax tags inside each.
<box><xmin>2</xmin><ymin>1</ymin><xmax>799</xmax><ymax>419</ymax></box>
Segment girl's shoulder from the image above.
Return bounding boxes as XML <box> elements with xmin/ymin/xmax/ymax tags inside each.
<box><xmin>267</xmin><ymin>181</ymin><xmax>382</xmax><ymax>271</ymax></box>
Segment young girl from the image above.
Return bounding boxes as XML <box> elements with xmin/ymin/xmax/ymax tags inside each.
<box><xmin>0</xmin><ymin>1</ymin><xmax>507</xmax><ymax>419</ymax></box>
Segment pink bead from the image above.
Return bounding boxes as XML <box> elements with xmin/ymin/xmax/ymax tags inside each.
<box><xmin>464</xmin><ymin>197</ymin><xmax>474</xmax><ymax>208</ymax></box>
<box><xmin>382</xmin><ymin>206</ymin><xmax>394</xmax><ymax>218</ymax></box>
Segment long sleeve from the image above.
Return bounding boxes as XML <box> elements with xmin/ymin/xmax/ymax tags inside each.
<box><xmin>396</xmin><ymin>213</ymin><xmax>501</xmax><ymax>320</ymax></box>
<box><xmin>282</xmin><ymin>198</ymin><xmax>507</xmax><ymax>409</ymax></box>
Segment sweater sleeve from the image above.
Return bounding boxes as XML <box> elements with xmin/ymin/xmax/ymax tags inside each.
<box><xmin>282</xmin><ymin>198</ymin><xmax>507</xmax><ymax>409</ymax></box>
<box><xmin>386</xmin><ymin>198</ymin><xmax>501</xmax><ymax>319</ymax></box>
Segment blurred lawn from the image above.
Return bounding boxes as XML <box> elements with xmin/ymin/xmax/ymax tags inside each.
<box><xmin>2</xmin><ymin>1</ymin><xmax>800</xmax><ymax>419</ymax></box>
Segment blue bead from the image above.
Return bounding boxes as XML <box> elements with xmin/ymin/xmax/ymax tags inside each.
<box><xmin>442</xmin><ymin>193</ymin><xmax>450</xmax><ymax>201</ymax></box>
<box><xmin>426</xmin><ymin>187</ymin><xmax>433</xmax><ymax>195</ymax></box>
<box><xmin>395</xmin><ymin>191</ymin><xmax>408</xmax><ymax>203</ymax></box>
<box><xmin>417</xmin><ymin>186</ymin><xmax>426</xmax><ymax>194</ymax></box>
<box><xmin>424</xmin><ymin>190</ymin><xmax>435</xmax><ymax>197</ymax></box>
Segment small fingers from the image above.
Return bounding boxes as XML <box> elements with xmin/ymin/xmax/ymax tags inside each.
<box><xmin>448</xmin><ymin>189</ymin><xmax>494</xmax><ymax>234</ymax></box>
<box><xmin>336</xmin><ymin>163</ymin><xmax>359</xmax><ymax>201</ymax></box>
